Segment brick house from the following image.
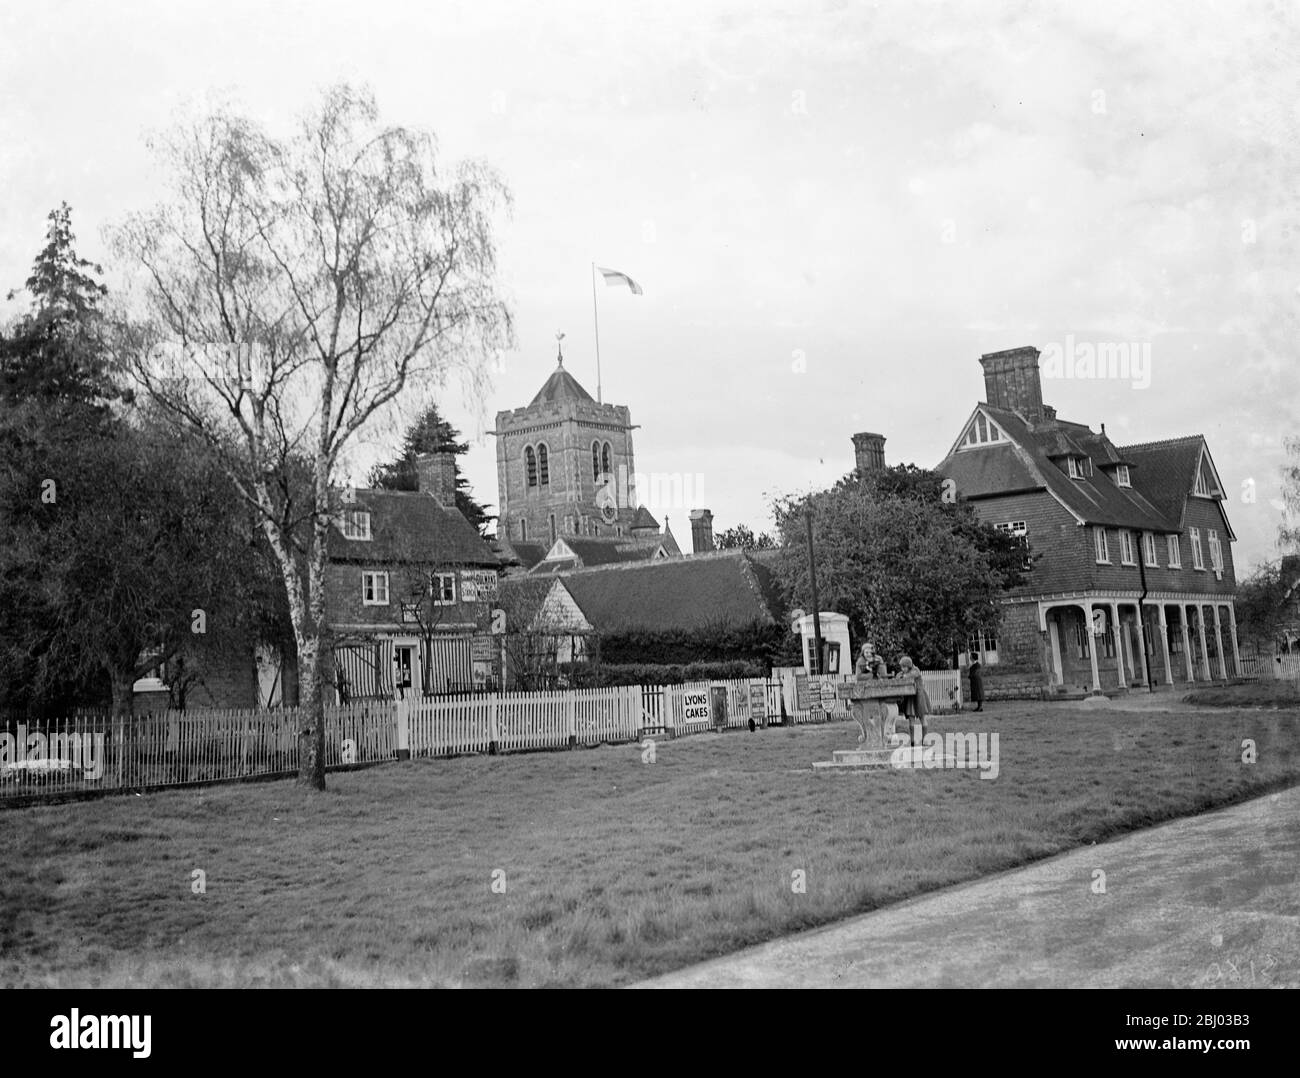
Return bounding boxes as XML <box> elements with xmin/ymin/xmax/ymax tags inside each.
<box><xmin>935</xmin><ymin>346</ymin><xmax>1242</xmax><ymax>698</ymax></box>
<box><xmin>325</xmin><ymin>451</ymin><xmax>503</xmax><ymax>700</ymax></box>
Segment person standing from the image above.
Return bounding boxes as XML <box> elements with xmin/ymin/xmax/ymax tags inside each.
<box><xmin>895</xmin><ymin>655</ymin><xmax>929</xmax><ymax>744</ymax></box>
<box><xmin>968</xmin><ymin>654</ymin><xmax>984</xmax><ymax>712</ymax></box>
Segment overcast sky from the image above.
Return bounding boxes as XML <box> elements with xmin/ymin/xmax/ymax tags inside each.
<box><xmin>2</xmin><ymin>0</ymin><xmax>1297</xmax><ymax>569</ymax></box>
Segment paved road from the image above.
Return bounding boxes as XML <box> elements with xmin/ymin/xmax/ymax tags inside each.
<box><xmin>632</xmin><ymin>785</ymin><xmax>1300</xmax><ymax>988</ymax></box>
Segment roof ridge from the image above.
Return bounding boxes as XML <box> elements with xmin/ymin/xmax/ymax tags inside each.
<box><xmin>1119</xmin><ymin>434</ymin><xmax>1204</xmax><ymax>451</ymax></box>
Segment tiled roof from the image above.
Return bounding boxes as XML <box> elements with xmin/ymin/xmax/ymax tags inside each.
<box><xmin>558</xmin><ymin>551</ymin><xmax>785</xmax><ymax>634</ymax></box>
<box><xmin>530</xmin><ymin>536</ymin><xmax>665</xmax><ymax>573</ymax></box>
<box><xmin>629</xmin><ymin>506</ymin><xmax>660</xmax><ymax>530</ymax></box>
<box><xmin>529</xmin><ymin>363</ymin><xmax>595</xmax><ymax>406</ymax></box>
<box><xmin>940</xmin><ymin>406</ymin><xmax>1174</xmax><ymax>532</ymax></box>
<box><xmin>1117</xmin><ymin>436</ymin><xmax>1205</xmax><ymax>529</ymax></box>
<box><xmin>495</xmin><ymin>537</ymin><xmax>548</xmax><ymax>570</ymax></box>
<box><xmin>327</xmin><ymin>490</ymin><xmax>500</xmax><ymax>565</ymax></box>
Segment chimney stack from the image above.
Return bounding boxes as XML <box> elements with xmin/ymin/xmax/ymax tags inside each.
<box><xmin>979</xmin><ymin>346</ymin><xmax>1044</xmax><ymax>422</ymax></box>
<box><xmin>689</xmin><ymin>508</ymin><xmax>714</xmax><ymax>554</ymax></box>
<box><xmin>851</xmin><ymin>432</ymin><xmax>887</xmax><ymax>474</ymax></box>
<box><xmin>414</xmin><ymin>451</ymin><xmax>458</xmax><ymax>507</ymax></box>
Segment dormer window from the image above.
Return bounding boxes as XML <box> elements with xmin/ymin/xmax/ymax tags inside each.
<box><xmin>1115</xmin><ymin>464</ymin><xmax>1131</xmax><ymax>488</ymax></box>
<box><xmin>341</xmin><ymin>511</ymin><xmax>372</xmax><ymax>540</ymax></box>
<box><xmin>1067</xmin><ymin>456</ymin><xmax>1092</xmax><ymax>479</ymax></box>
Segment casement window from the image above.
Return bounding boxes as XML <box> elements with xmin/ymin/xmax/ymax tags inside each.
<box><xmin>1068</xmin><ymin>457</ymin><xmax>1081</xmax><ymax>479</ymax></box>
<box><xmin>341</xmin><ymin>510</ymin><xmax>372</xmax><ymax>540</ymax></box>
<box><xmin>966</xmin><ymin>629</ymin><xmax>1000</xmax><ymax>665</ymax></box>
<box><xmin>1190</xmin><ymin>526</ymin><xmax>1205</xmax><ymax>570</ymax></box>
<box><xmin>537</xmin><ymin>443</ymin><xmax>550</xmax><ymax>486</ymax></box>
<box><xmin>1094</xmin><ymin>526</ymin><xmax>1110</xmax><ymax>563</ymax></box>
<box><xmin>341</xmin><ymin>510</ymin><xmax>371</xmax><ymax>540</ymax></box>
<box><xmin>1143</xmin><ymin>532</ymin><xmax>1159</xmax><ymax>567</ymax></box>
<box><xmin>361</xmin><ymin>571</ymin><xmax>389</xmax><ymax>605</ymax></box>
<box><xmin>1208</xmin><ymin>529</ymin><xmax>1223</xmax><ymax>572</ymax></box>
<box><xmin>1194</xmin><ymin>469</ymin><xmax>1211</xmax><ymax>497</ymax></box>
<box><xmin>1120</xmin><ymin>530</ymin><xmax>1136</xmax><ymax>566</ymax></box>
<box><xmin>1167</xmin><ymin>534</ymin><xmax>1182</xmax><ymax>568</ymax></box>
<box><xmin>525</xmin><ymin>446</ymin><xmax>538</xmax><ymax>488</ymax></box>
<box><xmin>1115</xmin><ymin>464</ymin><xmax>1131</xmax><ymax>488</ymax></box>
<box><xmin>430</xmin><ymin>572</ymin><xmax>456</xmax><ymax>605</ymax></box>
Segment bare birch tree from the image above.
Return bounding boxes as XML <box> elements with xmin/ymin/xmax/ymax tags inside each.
<box><xmin>112</xmin><ymin>84</ymin><xmax>513</xmax><ymax>788</ymax></box>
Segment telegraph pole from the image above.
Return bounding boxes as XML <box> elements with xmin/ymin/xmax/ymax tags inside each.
<box><xmin>806</xmin><ymin>508</ymin><xmax>822</xmax><ymax>675</ymax></box>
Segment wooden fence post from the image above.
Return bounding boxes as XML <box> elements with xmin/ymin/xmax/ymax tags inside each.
<box><xmin>566</xmin><ymin>693</ymin><xmax>576</xmax><ymax>749</ymax></box>
<box><xmin>488</xmin><ymin>694</ymin><xmax>500</xmax><ymax>755</ymax></box>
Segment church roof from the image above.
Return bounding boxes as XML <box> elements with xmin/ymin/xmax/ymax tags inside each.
<box><xmin>629</xmin><ymin>506</ymin><xmax>660</xmax><ymax>530</ymax></box>
<box><xmin>529</xmin><ymin>361</ymin><xmax>595</xmax><ymax>406</ymax></box>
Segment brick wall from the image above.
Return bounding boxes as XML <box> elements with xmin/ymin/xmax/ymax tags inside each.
<box><xmin>970</xmin><ymin>491</ymin><xmax>1238</xmax><ymax>600</ymax></box>
<box><xmin>325</xmin><ymin>562</ymin><xmax>492</xmax><ymax>632</ymax></box>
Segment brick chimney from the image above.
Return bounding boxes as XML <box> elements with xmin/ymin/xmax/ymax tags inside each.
<box><xmin>851</xmin><ymin>432</ymin><xmax>886</xmax><ymax>474</ymax></box>
<box><xmin>689</xmin><ymin>508</ymin><xmax>714</xmax><ymax>553</ymax></box>
<box><xmin>979</xmin><ymin>346</ymin><xmax>1044</xmax><ymax>422</ymax></box>
<box><xmin>414</xmin><ymin>451</ymin><xmax>457</xmax><ymax>507</ymax></box>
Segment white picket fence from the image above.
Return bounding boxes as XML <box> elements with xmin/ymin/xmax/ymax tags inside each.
<box><xmin>1237</xmin><ymin>654</ymin><xmax>1300</xmax><ymax>681</ymax></box>
<box><xmin>3</xmin><ymin>670</ymin><xmax>963</xmax><ymax>799</ymax></box>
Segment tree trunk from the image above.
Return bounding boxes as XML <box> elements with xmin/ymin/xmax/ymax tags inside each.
<box><xmin>109</xmin><ymin>669</ymin><xmax>136</xmax><ymax>721</ymax></box>
<box><xmin>295</xmin><ymin>633</ymin><xmax>326</xmax><ymax>790</ymax></box>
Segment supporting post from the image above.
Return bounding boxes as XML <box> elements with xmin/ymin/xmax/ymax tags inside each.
<box><xmin>1228</xmin><ymin>603</ymin><xmax>1242</xmax><ymax>676</ymax></box>
<box><xmin>1084</xmin><ymin>602</ymin><xmax>1101</xmax><ymax>691</ymax></box>
<box><xmin>1212</xmin><ymin>605</ymin><xmax>1228</xmax><ymax>680</ymax></box>
<box><xmin>1158</xmin><ymin>604</ymin><xmax>1174</xmax><ymax>685</ymax></box>
<box><xmin>1109</xmin><ymin>601</ymin><xmax>1126</xmax><ymax>687</ymax></box>
<box><xmin>1180</xmin><ymin>606</ymin><xmax>1194</xmax><ymax>682</ymax></box>
<box><xmin>1195</xmin><ymin>603</ymin><xmax>1211</xmax><ymax>681</ymax></box>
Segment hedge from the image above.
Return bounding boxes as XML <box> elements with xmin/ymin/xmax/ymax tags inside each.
<box><xmin>556</xmin><ymin>660</ymin><xmax>767</xmax><ymax>688</ymax></box>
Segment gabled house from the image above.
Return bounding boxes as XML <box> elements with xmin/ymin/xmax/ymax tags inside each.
<box><xmin>935</xmin><ymin>345</ymin><xmax>1242</xmax><ymax>697</ymax></box>
<box><xmin>325</xmin><ymin>451</ymin><xmax>503</xmax><ymax>700</ymax></box>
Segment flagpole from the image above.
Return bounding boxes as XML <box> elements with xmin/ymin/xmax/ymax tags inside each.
<box><xmin>591</xmin><ymin>261</ymin><xmax>603</xmax><ymax>404</ymax></box>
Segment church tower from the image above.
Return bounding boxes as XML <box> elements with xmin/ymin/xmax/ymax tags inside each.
<box><xmin>494</xmin><ymin>339</ymin><xmax>639</xmax><ymax>546</ymax></box>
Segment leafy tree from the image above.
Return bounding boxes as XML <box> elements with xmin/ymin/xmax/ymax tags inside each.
<box><xmin>713</xmin><ymin>523</ymin><xmax>777</xmax><ymax>551</ymax></box>
<box><xmin>368</xmin><ymin>402</ymin><xmax>494</xmax><ymax>534</ymax></box>
<box><xmin>771</xmin><ymin>464</ymin><xmax>1021</xmax><ymax>668</ymax></box>
<box><xmin>0</xmin><ymin>202</ymin><xmax>123</xmax><ymax>410</ymax></box>
<box><xmin>0</xmin><ymin>410</ymin><xmax>264</xmax><ymax>716</ymax></box>
<box><xmin>1282</xmin><ymin>435</ymin><xmax>1300</xmax><ymax>555</ymax></box>
<box><xmin>114</xmin><ymin>84</ymin><xmax>513</xmax><ymax>788</ymax></box>
<box><xmin>1234</xmin><ymin>561</ymin><xmax>1295</xmax><ymax>653</ymax></box>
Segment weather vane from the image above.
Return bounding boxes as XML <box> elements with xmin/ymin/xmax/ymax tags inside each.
<box><xmin>556</xmin><ymin>330</ymin><xmax>565</xmax><ymax>365</ymax></box>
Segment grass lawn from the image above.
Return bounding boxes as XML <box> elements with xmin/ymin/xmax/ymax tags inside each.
<box><xmin>1184</xmin><ymin>678</ymin><xmax>1300</xmax><ymax>708</ymax></box>
<box><xmin>2</xmin><ymin>700</ymin><xmax>1297</xmax><ymax>988</ymax></box>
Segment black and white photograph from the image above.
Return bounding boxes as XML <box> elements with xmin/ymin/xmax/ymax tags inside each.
<box><xmin>1</xmin><ymin>0</ymin><xmax>1297</xmax><ymax>1037</ymax></box>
